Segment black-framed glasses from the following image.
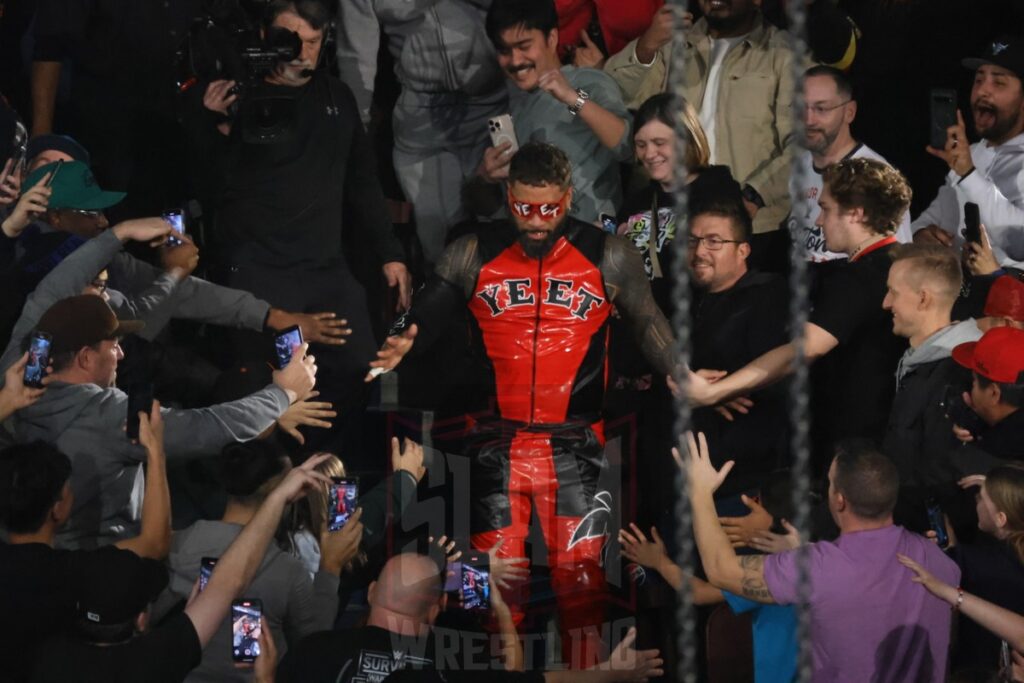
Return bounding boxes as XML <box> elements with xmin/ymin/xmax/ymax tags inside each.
<box><xmin>65</xmin><ymin>208</ymin><xmax>103</xmax><ymax>218</ymax></box>
<box><xmin>687</xmin><ymin>235</ymin><xmax>744</xmax><ymax>251</ymax></box>
<box><xmin>90</xmin><ymin>277</ymin><xmax>108</xmax><ymax>293</ymax></box>
<box><xmin>804</xmin><ymin>100</ymin><xmax>851</xmax><ymax>116</ymax></box>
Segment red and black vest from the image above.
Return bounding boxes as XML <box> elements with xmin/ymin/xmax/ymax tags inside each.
<box><xmin>468</xmin><ymin>221</ymin><xmax>611</xmax><ymax>426</ymax></box>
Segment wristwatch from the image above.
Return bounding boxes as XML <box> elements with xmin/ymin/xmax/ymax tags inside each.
<box><xmin>568</xmin><ymin>88</ymin><xmax>590</xmax><ymax>116</ymax></box>
<box><xmin>741</xmin><ymin>184</ymin><xmax>765</xmax><ymax>209</ymax></box>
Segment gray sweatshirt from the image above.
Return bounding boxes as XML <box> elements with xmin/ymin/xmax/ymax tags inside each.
<box><xmin>895</xmin><ymin>319</ymin><xmax>983</xmax><ymax>383</ymax></box>
<box><xmin>13</xmin><ymin>381</ymin><xmax>290</xmax><ymax>549</ymax></box>
<box><xmin>151</xmin><ymin>520</ymin><xmax>340</xmax><ymax>683</ymax></box>
<box><xmin>0</xmin><ymin>228</ymin><xmax>271</xmax><ymax>378</ymax></box>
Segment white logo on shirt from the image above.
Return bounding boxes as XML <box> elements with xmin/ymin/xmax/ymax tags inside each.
<box><xmin>993</xmin><ymin>42</ymin><xmax>1010</xmax><ymax>55</ymax></box>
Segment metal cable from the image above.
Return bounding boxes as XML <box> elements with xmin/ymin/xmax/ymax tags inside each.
<box><xmin>666</xmin><ymin>2</ymin><xmax>814</xmax><ymax>680</ymax></box>
<box><xmin>667</xmin><ymin>2</ymin><xmax>696</xmax><ymax>681</ymax></box>
<box><xmin>781</xmin><ymin>1</ymin><xmax>814</xmax><ymax>681</ymax></box>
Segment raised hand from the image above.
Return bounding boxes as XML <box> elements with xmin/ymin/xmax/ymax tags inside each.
<box><xmin>365</xmin><ymin>324</ymin><xmax>417</xmax><ymax>381</ymax></box>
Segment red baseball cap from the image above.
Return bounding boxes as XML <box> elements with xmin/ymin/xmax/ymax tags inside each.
<box><xmin>984</xmin><ymin>276</ymin><xmax>1024</xmax><ymax>321</ymax></box>
<box><xmin>953</xmin><ymin>327</ymin><xmax>1024</xmax><ymax>383</ymax></box>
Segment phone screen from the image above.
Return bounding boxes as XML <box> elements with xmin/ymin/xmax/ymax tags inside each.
<box><xmin>599</xmin><ymin>213</ymin><xmax>617</xmax><ymax>234</ymax></box>
<box><xmin>199</xmin><ymin>557</ymin><xmax>218</xmax><ymax>592</ymax></box>
<box><xmin>273</xmin><ymin>325</ymin><xmax>303</xmax><ymax>369</ymax></box>
<box><xmin>162</xmin><ymin>210</ymin><xmax>185</xmax><ymax>246</ymax></box>
<box><xmin>461</xmin><ymin>554</ymin><xmax>491</xmax><ymax>611</ymax></box>
<box><xmin>327</xmin><ymin>478</ymin><xmax>359</xmax><ymax>531</ymax></box>
<box><xmin>231</xmin><ymin>599</ymin><xmax>263</xmax><ymax>663</ymax></box>
<box><xmin>126</xmin><ymin>383</ymin><xmax>155</xmax><ymax>441</ymax></box>
<box><xmin>443</xmin><ymin>561</ymin><xmax>462</xmax><ymax>592</ymax></box>
<box><xmin>24</xmin><ymin>333</ymin><xmax>52</xmax><ymax>388</ymax></box>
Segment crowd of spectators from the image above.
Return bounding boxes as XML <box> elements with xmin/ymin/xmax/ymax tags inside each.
<box><xmin>1</xmin><ymin>0</ymin><xmax>1024</xmax><ymax>681</ymax></box>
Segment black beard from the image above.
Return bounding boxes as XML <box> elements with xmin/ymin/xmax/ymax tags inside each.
<box><xmin>705</xmin><ymin>11</ymin><xmax>753</xmax><ymax>34</ymax></box>
<box><xmin>518</xmin><ymin>218</ymin><xmax>569</xmax><ymax>259</ymax></box>
<box><xmin>979</xmin><ymin>108</ymin><xmax>1023</xmax><ymax>143</ymax></box>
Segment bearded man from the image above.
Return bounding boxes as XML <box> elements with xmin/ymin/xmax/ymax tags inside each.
<box><xmin>913</xmin><ymin>35</ymin><xmax>1024</xmax><ymax>268</ymax></box>
<box><xmin>366</xmin><ymin>142</ymin><xmax>674</xmax><ymax>668</ymax></box>
<box><xmin>789</xmin><ymin>65</ymin><xmax>913</xmax><ymax>266</ymax></box>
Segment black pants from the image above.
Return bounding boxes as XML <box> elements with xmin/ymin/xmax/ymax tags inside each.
<box><xmin>219</xmin><ymin>260</ymin><xmax>380</xmax><ymax>466</ymax></box>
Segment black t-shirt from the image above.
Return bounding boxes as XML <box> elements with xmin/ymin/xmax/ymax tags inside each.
<box><xmin>0</xmin><ymin>542</ymin><xmax>114</xmax><ymax>682</ymax></box>
<box><xmin>277</xmin><ymin>626</ymin><xmax>437</xmax><ymax>683</ymax></box>
<box><xmin>950</xmin><ymin>542</ymin><xmax>1024</xmax><ymax>672</ymax></box>
<box><xmin>691</xmin><ymin>270</ymin><xmax>792</xmax><ymax>495</ymax></box>
<box><xmin>30</xmin><ymin>611</ymin><xmax>202</xmax><ymax>683</ymax></box>
<box><xmin>808</xmin><ymin>242</ymin><xmax>906</xmax><ymax>463</ymax></box>
<box><xmin>218</xmin><ymin>73</ymin><xmax>401</xmax><ymax>269</ymax></box>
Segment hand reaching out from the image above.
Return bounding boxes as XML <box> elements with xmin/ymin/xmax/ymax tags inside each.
<box><xmin>719</xmin><ymin>494</ymin><xmax>773</xmax><ymax>549</ymax></box>
<box><xmin>277</xmin><ymin>392</ymin><xmax>335</xmax><ymax>445</ymax></box>
<box><xmin>618</xmin><ymin>523</ymin><xmax>671</xmax><ymax>571</ymax></box>
<box><xmin>748</xmin><ymin>520</ymin><xmax>801</xmax><ymax>554</ymax></box>
<box><xmin>365</xmin><ymin>324</ymin><xmax>417</xmax><ymax>381</ymax></box>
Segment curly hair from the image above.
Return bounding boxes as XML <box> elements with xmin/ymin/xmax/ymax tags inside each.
<box><xmin>509</xmin><ymin>142</ymin><xmax>573</xmax><ymax>190</ymax></box>
<box><xmin>822</xmin><ymin>158</ymin><xmax>912</xmax><ymax>235</ymax></box>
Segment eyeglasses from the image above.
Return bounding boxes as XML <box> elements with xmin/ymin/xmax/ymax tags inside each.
<box><xmin>804</xmin><ymin>100</ymin><xmax>851</xmax><ymax>116</ymax></box>
<box><xmin>65</xmin><ymin>208</ymin><xmax>104</xmax><ymax>218</ymax></box>
<box><xmin>90</xmin><ymin>277</ymin><xmax>108</xmax><ymax>294</ymax></box>
<box><xmin>508</xmin><ymin>189</ymin><xmax>569</xmax><ymax>221</ymax></box>
<box><xmin>687</xmin><ymin>235</ymin><xmax>744</xmax><ymax>251</ymax></box>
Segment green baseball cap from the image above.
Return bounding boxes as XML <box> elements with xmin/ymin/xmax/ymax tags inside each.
<box><xmin>26</xmin><ymin>160</ymin><xmax>126</xmax><ymax>211</ymax></box>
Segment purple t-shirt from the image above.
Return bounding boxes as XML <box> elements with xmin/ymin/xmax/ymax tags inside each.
<box><xmin>763</xmin><ymin>525</ymin><xmax>960</xmax><ymax>683</ymax></box>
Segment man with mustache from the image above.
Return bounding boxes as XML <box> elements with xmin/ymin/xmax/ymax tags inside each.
<box><xmin>790</xmin><ymin>66</ymin><xmax>913</xmax><ymax>268</ymax></box>
<box><xmin>367</xmin><ymin>143</ymin><xmax>674</xmax><ymax>669</ymax></box>
<box><xmin>478</xmin><ymin>0</ymin><xmax>633</xmax><ymax>226</ymax></box>
<box><xmin>913</xmin><ymin>36</ymin><xmax>1024</xmax><ymax>268</ymax></box>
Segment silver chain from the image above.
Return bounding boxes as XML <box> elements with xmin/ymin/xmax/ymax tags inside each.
<box><xmin>666</xmin><ymin>1</ymin><xmax>813</xmax><ymax>680</ymax></box>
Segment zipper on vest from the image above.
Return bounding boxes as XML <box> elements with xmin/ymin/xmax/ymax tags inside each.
<box><xmin>529</xmin><ymin>255</ymin><xmax>543</xmax><ymax>424</ymax></box>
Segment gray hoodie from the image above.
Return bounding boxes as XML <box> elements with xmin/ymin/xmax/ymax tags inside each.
<box><xmin>13</xmin><ymin>381</ymin><xmax>290</xmax><ymax>549</ymax></box>
<box><xmin>0</xmin><ymin>228</ymin><xmax>271</xmax><ymax>378</ymax></box>
<box><xmin>895</xmin><ymin>319</ymin><xmax>983</xmax><ymax>384</ymax></box>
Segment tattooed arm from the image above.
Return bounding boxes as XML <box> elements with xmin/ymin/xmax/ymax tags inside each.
<box><xmin>601</xmin><ymin>235</ymin><xmax>676</xmax><ymax>376</ymax></box>
<box><xmin>680</xmin><ymin>431</ymin><xmax>778</xmax><ymax>604</ymax></box>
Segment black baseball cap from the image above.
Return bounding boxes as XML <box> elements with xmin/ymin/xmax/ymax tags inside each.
<box><xmin>37</xmin><ymin>295</ymin><xmax>144</xmax><ymax>356</ymax></box>
<box><xmin>75</xmin><ymin>547</ymin><xmax>169</xmax><ymax>627</ymax></box>
<box><xmin>963</xmin><ymin>36</ymin><xmax>1024</xmax><ymax>80</ymax></box>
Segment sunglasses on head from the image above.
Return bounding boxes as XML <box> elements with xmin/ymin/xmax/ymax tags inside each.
<box><xmin>508</xmin><ymin>188</ymin><xmax>569</xmax><ymax>221</ymax></box>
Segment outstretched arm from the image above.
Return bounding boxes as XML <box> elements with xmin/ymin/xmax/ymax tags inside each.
<box><xmin>688</xmin><ymin>322</ymin><xmax>837</xmax><ymax>407</ymax></box>
<box><xmin>677</xmin><ymin>432</ymin><xmax>777</xmax><ymax>604</ymax></box>
<box><xmin>366</xmin><ymin>234</ymin><xmax>481</xmax><ymax>379</ymax></box>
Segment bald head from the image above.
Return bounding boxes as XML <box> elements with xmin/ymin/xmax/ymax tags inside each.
<box><xmin>369</xmin><ymin>553</ymin><xmax>444</xmax><ymax>626</ymax></box>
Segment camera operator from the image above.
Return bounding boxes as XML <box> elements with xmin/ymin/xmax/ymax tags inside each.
<box><xmin>201</xmin><ymin>1</ymin><xmax>410</xmax><ymax>458</ymax></box>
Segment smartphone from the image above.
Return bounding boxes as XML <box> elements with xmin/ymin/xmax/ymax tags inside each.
<box><xmin>162</xmin><ymin>208</ymin><xmax>185</xmax><ymax>247</ymax></box>
<box><xmin>231</xmin><ymin>599</ymin><xmax>263</xmax><ymax>663</ymax></box>
<box><xmin>963</xmin><ymin>202</ymin><xmax>982</xmax><ymax>245</ymax></box>
<box><xmin>599</xmin><ymin>213</ymin><xmax>617</xmax><ymax>234</ymax></box>
<box><xmin>126</xmin><ymin>382</ymin><xmax>155</xmax><ymax>441</ymax></box>
<box><xmin>1</xmin><ymin>121</ymin><xmax>28</xmax><ymax>192</ymax></box>
<box><xmin>940</xmin><ymin>384</ymin><xmax>987</xmax><ymax>439</ymax></box>
<box><xmin>929</xmin><ymin>88</ymin><xmax>958</xmax><ymax>150</ymax></box>
<box><xmin>460</xmin><ymin>552</ymin><xmax>491</xmax><ymax>611</ymax></box>
<box><xmin>23</xmin><ymin>332</ymin><xmax>52</xmax><ymax>388</ymax></box>
<box><xmin>199</xmin><ymin>557</ymin><xmax>218</xmax><ymax>592</ymax></box>
<box><xmin>327</xmin><ymin>477</ymin><xmax>359</xmax><ymax>531</ymax></box>
<box><xmin>443</xmin><ymin>560</ymin><xmax>463</xmax><ymax>592</ymax></box>
<box><xmin>926</xmin><ymin>499</ymin><xmax>949</xmax><ymax>548</ymax></box>
<box><xmin>273</xmin><ymin>325</ymin><xmax>303</xmax><ymax>370</ymax></box>
<box><xmin>488</xmin><ymin>115</ymin><xmax>520</xmax><ymax>156</ymax></box>
<box><xmin>45</xmin><ymin>159</ymin><xmax>64</xmax><ymax>188</ymax></box>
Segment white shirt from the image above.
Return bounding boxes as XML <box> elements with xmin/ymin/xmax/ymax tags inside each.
<box><xmin>698</xmin><ymin>35</ymin><xmax>744</xmax><ymax>164</ymax></box>
<box><xmin>912</xmin><ymin>132</ymin><xmax>1024</xmax><ymax>268</ymax></box>
<box><xmin>790</xmin><ymin>143</ymin><xmax>914</xmax><ymax>262</ymax></box>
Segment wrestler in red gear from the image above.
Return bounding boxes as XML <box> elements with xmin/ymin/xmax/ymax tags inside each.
<box><xmin>367</xmin><ymin>143</ymin><xmax>675</xmax><ymax>668</ymax></box>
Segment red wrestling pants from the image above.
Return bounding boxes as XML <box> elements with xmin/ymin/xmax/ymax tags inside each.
<box><xmin>470</xmin><ymin>424</ymin><xmax>610</xmax><ymax>668</ymax></box>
